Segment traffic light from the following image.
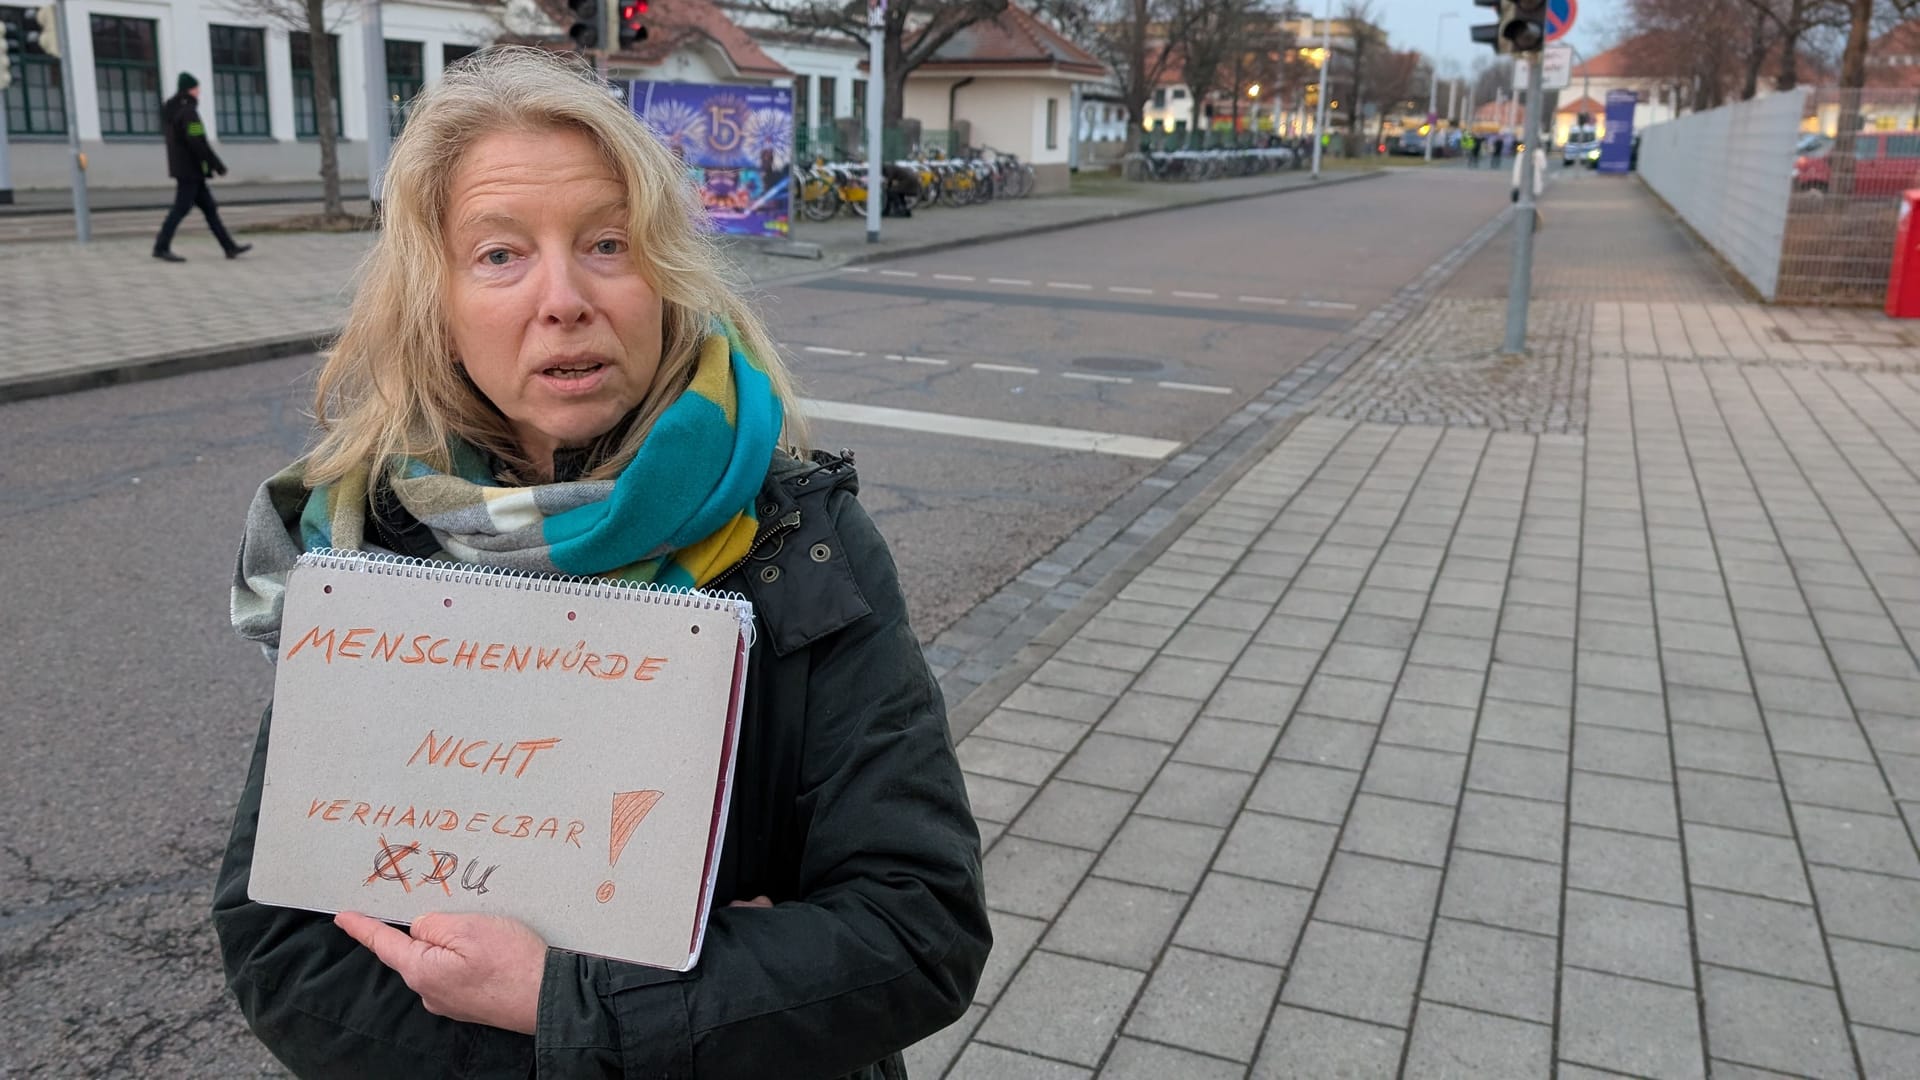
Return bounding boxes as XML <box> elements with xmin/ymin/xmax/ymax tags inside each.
<box><xmin>1503</xmin><ymin>0</ymin><xmax>1547</xmax><ymax>53</ymax></box>
<box><xmin>1</xmin><ymin>12</ymin><xmax>23</xmax><ymax>91</ymax></box>
<box><xmin>1470</xmin><ymin>0</ymin><xmax>1503</xmax><ymax>54</ymax></box>
<box><xmin>35</xmin><ymin>4</ymin><xmax>60</xmax><ymax>58</ymax></box>
<box><xmin>617</xmin><ymin>0</ymin><xmax>648</xmax><ymax>50</ymax></box>
<box><xmin>568</xmin><ymin>0</ymin><xmax>600</xmax><ymax>50</ymax></box>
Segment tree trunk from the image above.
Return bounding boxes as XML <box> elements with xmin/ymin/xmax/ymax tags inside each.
<box><xmin>1839</xmin><ymin>0</ymin><xmax>1871</xmax><ymax>89</ymax></box>
<box><xmin>1740</xmin><ymin>11</ymin><xmax>1767</xmax><ymax>101</ymax></box>
<box><xmin>1832</xmin><ymin>0</ymin><xmax>1873</xmax><ymax>197</ymax></box>
<box><xmin>1777</xmin><ymin>25</ymin><xmax>1801</xmax><ymax>91</ymax></box>
<box><xmin>306</xmin><ymin>0</ymin><xmax>343</xmax><ymax>219</ymax></box>
<box><xmin>1127</xmin><ymin>0</ymin><xmax>1149</xmax><ymax>148</ymax></box>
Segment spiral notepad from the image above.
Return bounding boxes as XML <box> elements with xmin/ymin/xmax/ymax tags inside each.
<box><xmin>249</xmin><ymin>550</ymin><xmax>754</xmax><ymax>971</ymax></box>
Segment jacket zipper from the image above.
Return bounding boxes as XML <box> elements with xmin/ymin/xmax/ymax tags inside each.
<box><xmin>720</xmin><ymin>507</ymin><xmax>803</xmax><ymax>583</ymax></box>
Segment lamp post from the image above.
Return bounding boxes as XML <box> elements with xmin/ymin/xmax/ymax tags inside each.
<box><xmin>1311</xmin><ymin>0</ymin><xmax>1330</xmax><ymax>178</ymax></box>
<box><xmin>1425</xmin><ymin>11</ymin><xmax>1456</xmax><ymax>162</ymax></box>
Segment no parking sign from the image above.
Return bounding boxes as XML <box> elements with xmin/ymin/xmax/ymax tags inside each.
<box><xmin>1545</xmin><ymin>0</ymin><xmax>1577</xmax><ymax>43</ymax></box>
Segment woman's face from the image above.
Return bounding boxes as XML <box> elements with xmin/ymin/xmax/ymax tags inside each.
<box><xmin>442</xmin><ymin>127</ymin><xmax>663</xmax><ymax>474</ymax></box>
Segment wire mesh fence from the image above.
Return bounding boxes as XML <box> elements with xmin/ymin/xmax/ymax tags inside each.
<box><xmin>1778</xmin><ymin>88</ymin><xmax>1920</xmax><ymax>305</ymax></box>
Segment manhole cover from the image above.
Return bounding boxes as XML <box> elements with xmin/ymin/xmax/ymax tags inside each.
<box><xmin>1770</xmin><ymin>326</ymin><xmax>1913</xmax><ymax>348</ymax></box>
<box><xmin>1072</xmin><ymin>356</ymin><xmax>1163</xmax><ymax>374</ymax></box>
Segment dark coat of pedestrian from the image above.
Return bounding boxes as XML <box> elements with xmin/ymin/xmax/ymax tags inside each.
<box><xmin>213</xmin><ymin>46</ymin><xmax>989</xmax><ymax>1079</ymax></box>
<box><xmin>153</xmin><ymin>72</ymin><xmax>251</xmax><ymax>262</ymax></box>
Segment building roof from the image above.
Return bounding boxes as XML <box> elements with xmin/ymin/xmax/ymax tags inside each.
<box><xmin>1555</xmin><ymin>95</ymin><xmax>1603</xmax><ymax>116</ymax></box>
<box><xmin>913</xmin><ymin>4</ymin><xmax>1108</xmax><ymax>78</ymax></box>
<box><xmin>612</xmin><ymin>0</ymin><xmax>791</xmax><ymax>77</ymax></box>
<box><xmin>1570</xmin><ymin>34</ymin><xmax>1660</xmax><ymax>78</ymax></box>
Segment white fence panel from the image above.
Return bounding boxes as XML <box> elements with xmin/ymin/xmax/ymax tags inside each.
<box><xmin>1638</xmin><ymin>89</ymin><xmax>1807</xmax><ymax>301</ymax></box>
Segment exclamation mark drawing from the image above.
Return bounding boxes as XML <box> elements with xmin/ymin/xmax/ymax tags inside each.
<box><xmin>597</xmin><ymin>789</ymin><xmax>664</xmax><ymax>903</ymax></box>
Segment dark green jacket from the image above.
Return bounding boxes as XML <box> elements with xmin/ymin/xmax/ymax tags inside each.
<box><xmin>211</xmin><ymin>452</ymin><xmax>991</xmax><ymax>1078</ymax></box>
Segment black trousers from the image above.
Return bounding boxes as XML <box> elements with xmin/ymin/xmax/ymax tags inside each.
<box><xmin>154</xmin><ymin>175</ymin><xmax>238</xmax><ymax>255</ymax></box>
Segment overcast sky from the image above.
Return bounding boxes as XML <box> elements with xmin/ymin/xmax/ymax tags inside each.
<box><xmin>1366</xmin><ymin>0</ymin><xmax>1630</xmax><ymax>77</ymax></box>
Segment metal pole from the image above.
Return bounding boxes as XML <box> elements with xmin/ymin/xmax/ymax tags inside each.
<box><xmin>55</xmin><ymin>0</ymin><xmax>86</xmax><ymax>241</ymax></box>
<box><xmin>0</xmin><ymin>115</ymin><xmax>13</xmax><ymax>204</ymax></box>
<box><xmin>1503</xmin><ymin>49</ymin><xmax>1546</xmax><ymax>356</ymax></box>
<box><xmin>1426</xmin><ymin>13</ymin><xmax>1453</xmax><ymax>162</ymax></box>
<box><xmin>362</xmin><ymin>0</ymin><xmax>390</xmax><ymax>210</ymax></box>
<box><xmin>1313</xmin><ymin>0</ymin><xmax>1328</xmax><ymax>176</ymax></box>
<box><xmin>864</xmin><ymin>0</ymin><xmax>883</xmax><ymax>243</ymax></box>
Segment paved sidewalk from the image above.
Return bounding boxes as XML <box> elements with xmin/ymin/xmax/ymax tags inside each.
<box><xmin>0</xmin><ymin>167</ymin><xmax>1374</xmax><ymax>400</ymax></box>
<box><xmin>917</xmin><ymin>175</ymin><xmax>1920</xmax><ymax>1078</ymax></box>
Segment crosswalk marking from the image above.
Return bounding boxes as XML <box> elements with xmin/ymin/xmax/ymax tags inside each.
<box><xmin>800</xmin><ymin>399</ymin><xmax>1183</xmax><ymax>460</ymax></box>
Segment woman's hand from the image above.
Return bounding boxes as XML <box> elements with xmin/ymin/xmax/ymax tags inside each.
<box><xmin>334</xmin><ymin>911</ymin><xmax>546</xmax><ymax>1035</ymax></box>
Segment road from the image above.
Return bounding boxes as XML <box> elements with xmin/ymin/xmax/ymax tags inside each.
<box><xmin>0</xmin><ymin>168</ymin><xmax>1511</xmax><ymax>1075</ymax></box>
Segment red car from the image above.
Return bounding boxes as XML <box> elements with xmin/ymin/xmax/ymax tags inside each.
<box><xmin>1795</xmin><ymin>132</ymin><xmax>1920</xmax><ymax>195</ymax></box>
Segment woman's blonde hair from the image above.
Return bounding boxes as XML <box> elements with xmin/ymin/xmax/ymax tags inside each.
<box><xmin>305</xmin><ymin>45</ymin><xmax>800</xmax><ymax>486</ymax></box>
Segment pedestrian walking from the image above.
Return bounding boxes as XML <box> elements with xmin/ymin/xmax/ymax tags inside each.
<box><xmin>1466</xmin><ymin>132</ymin><xmax>1481</xmax><ymax>168</ymax></box>
<box><xmin>1489</xmin><ymin>130</ymin><xmax>1505</xmax><ymax>167</ymax></box>
<box><xmin>152</xmin><ymin>72</ymin><xmax>252</xmax><ymax>263</ymax></box>
<box><xmin>214</xmin><ymin>46</ymin><xmax>987</xmax><ymax>1079</ymax></box>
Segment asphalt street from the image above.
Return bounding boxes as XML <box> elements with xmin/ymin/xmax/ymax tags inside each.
<box><xmin>0</xmin><ymin>168</ymin><xmax>1512</xmax><ymax>1075</ymax></box>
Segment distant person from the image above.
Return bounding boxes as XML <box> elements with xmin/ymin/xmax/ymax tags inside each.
<box><xmin>1466</xmin><ymin>132</ymin><xmax>1481</xmax><ymax>168</ymax></box>
<box><xmin>152</xmin><ymin>72</ymin><xmax>251</xmax><ymax>263</ymax></box>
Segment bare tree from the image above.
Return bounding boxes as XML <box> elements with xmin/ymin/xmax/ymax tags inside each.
<box><xmin>232</xmin><ymin>0</ymin><xmax>357</xmax><ymax>218</ymax></box>
<box><xmin>1169</xmin><ymin>0</ymin><xmax>1258</xmax><ymax>133</ymax></box>
<box><xmin>1335</xmin><ymin>0</ymin><xmax>1383</xmax><ymax>153</ymax></box>
<box><xmin>758</xmin><ymin>0</ymin><xmax>1010</xmax><ymax>129</ymax></box>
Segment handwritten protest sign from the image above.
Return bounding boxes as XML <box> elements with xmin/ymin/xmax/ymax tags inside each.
<box><xmin>250</xmin><ymin>552</ymin><xmax>752</xmax><ymax>970</ymax></box>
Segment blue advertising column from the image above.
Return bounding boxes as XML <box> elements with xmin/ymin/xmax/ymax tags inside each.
<box><xmin>1598</xmin><ymin>88</ymin><xmax>1636</xmax><ymax>174</ymax></box>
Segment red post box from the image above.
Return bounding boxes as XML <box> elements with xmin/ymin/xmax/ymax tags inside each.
<box><xmin>1887</xmin><ymin>189</ymin><xmax>1920</xmax><ymax>317</ymax></box>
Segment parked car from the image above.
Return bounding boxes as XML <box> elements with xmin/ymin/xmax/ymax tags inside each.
<box><xmin>1794</xmin><ymin>131</ymin><xmax>1920</xmax><ymax>195</ymax></box>
<box><xmin>1563</xmin><ymin>137</ymin><xmax>1601</xmax><ymax>167</ymax></box>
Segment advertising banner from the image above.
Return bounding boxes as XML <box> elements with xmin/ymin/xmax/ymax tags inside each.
<box><xmin>627</xmin><ymin>81</ymin><xmax>794</xmax><ymax>238</ymax></box>
<box><xmin>1599</xmin><ymin>88</ymin><xmax>1636</xmax><ymax>174</ymax></box>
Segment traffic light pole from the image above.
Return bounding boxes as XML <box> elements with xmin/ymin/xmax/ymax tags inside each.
<box><xmin>1310</xmin><ymin>0</ymin><xmax>1329</xmax><ymax>179</ymax></box>
<box><xmin>865</xmin><ymin>0</ymin><xmax>883</xmax><ymax>244</ymax></box>
<box><xmin>1502</xmin><ymin>47</ymin><xmax>1545</xmax><ymax>355</ymax></box>
<box><xmin>56</xmin><ymin>0</ymin><xmax>87</xmax><ymax>242</ymax></box>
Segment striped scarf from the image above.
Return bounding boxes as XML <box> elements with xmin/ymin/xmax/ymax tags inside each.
<box><xmin>233</xmin><ymin>330</ymin><xmax>780</xmax><ymax>650</ymax></box>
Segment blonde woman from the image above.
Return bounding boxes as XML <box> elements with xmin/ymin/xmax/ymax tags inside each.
<box><xmin>215</xmin><ymin>47</ymin><xmax>988</xmax><ymax>1078</ymax></box>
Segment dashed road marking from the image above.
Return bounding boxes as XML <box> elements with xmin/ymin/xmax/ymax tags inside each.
<box><xmin>878</xmin><ymin>269</ymin><xmax>919</xmax><ymax>278</ymax></box>
<box><xmin>884</xmin><ymin>353</ymin><xmax>949</xmax><ymax>366</ymax></box>
<box><xmin>989</xmin><ymin>277</ymin><xmax>1033</xmax><ymax>286</ymax></box>
<box><xmin>1302</xmin><ymin>299</ymin><xmax>1360</xmax><ymax>310</ymax></box>
<box><xmin>975</xmin><ymin>362</ymin><xmax>1041</xmax><ymax>375</ymax></box>
<box><xmin>1158</xmin><ymin>380</ymin><xmax>1234</xmax><ymax>395</ymax></box>
<box><xmin>1046</xmin><ymin>281</ymin><xmax>1094</xmax><ymax>291</ymax></box>
<box><xmin>840</xmin><ymin>266</ymin><xmax>1358</xmax><ymax>314</ymax></box>
<box><xmin>1062</xmin><ymin>371</ymin><xmax>1134</xmax><ymax>384</ymax></box>
<box><xmin>799</xmin><ymin>399</ymin><xmax>1183</xmax><ymax>460</ymax></box>
<box><xmin>1239</xmin><ymin>295</ymin><xmax>1289</xmax><ymax>305</ymax></box>
<box><xmin>802</xmin><ymin>345</ymin><xmax>865</xmax><ymax>357</ymax></box>
<box><xmin>1171</xmin><ymin>290</ymin><xmax>1220</xmax><ymax>300</ymax></box>
<box><xmin>842</xmin><ymin>267</ymin><xmax>871</xmax><ymax>273</ymax></box>
<box><xmin>933</xmin><ymin>273</ymin><xmax>976</xmax><ymax>282</ymax></box>
<box><xmin>1109</xmin><ymin>286</ymin><xmax>1155</xmax><ymax>295</ymax></box>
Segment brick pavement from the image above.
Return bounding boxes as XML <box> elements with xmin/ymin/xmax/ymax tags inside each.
<box><xmin>918</xmin><ymin>175</ymin><xmax>1920</xmax><ymax>1077</ymax></box>
<box><xmin>0</xmin><ymin>168</ymin><xmax>1371</xmax><ymax>398</ymax></box>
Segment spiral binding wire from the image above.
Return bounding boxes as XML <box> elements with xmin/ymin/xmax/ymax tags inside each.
<box><xmin>299</xmin><ymin>548</ymin><xmax>757</xmax><ymax>643</ymax></box>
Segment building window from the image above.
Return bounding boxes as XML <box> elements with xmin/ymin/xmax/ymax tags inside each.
<box><xmin>1</xmin><ymin>5</ymin><xmax>65</xmax><ymax>134</ymax></box>
<box><xmin>385</xmin><ymin>39</ymin><xmax>423</xmax><ymax>136</ymax></box>
<box><xmin>290</xmin><ymin>31</ymin><xmax>342</xmax><ymax>138</ymax></box>
<box><xmin>1046</xmin><ymin>97</ymin><xmax>1058</xmax><ymax>149</ymax></box>
<box><xmin>442</xmin><ymin>42</ymin><xmax>479</xmax><ymax>69</ymax></box>
<box><xmin>1153</xmin><ymin>88</ymin><xmax>1166</xmax><ymax>108</ymax></box>
<box><xmin>1172</xmin><ymin>87</ymin><xmax>1187</xmax><ymax>100</ymax></box>
<box><xmin>209</xmin><ymin>25</ymin><xmax>270</xmax><ymax>137</ymax></box>
<box><xmin>91</xmin><ymin>14</ymin><xmax>161</xmax><ymax>136</ymax></box>
<box><xmin>818</xmin><ymin>75</ymin><xmax>836</xmax><ymax>121</ymax></box>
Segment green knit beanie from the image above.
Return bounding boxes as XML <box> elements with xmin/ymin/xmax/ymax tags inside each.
<box><xmin>178</xmin><ymin>72</ymin><xmax>199</xmax><ymax>92</ymax></box>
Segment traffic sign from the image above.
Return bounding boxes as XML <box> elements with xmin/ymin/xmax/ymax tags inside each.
<box><xmin>1545</xmin><ymin>0</ymin><xmax>1576</xmax><ymax>43</ymax></box>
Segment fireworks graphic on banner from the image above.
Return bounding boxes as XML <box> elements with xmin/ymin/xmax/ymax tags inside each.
<box><xmin>643</xmin><ymin>98</ymin><xmax>710</xmax><ymax>154</ymax></box>
<box><xmin>744</xmin><ymin>107</ymin><xmax>794</xmax><ymax>169</ymax></box>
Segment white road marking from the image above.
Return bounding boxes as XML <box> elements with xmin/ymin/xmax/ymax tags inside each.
<box><xmin>878</xmin><ymin>269</ymin><xmax>920</xmax><ymax>278</ymax></box>
<box><xmin>1047</xmin><ymin>281</ymin><xmax>1095</xmax><ymax>291</ymax></box>
<box><xmin>1172</xmin><ymin>290</ymin><xmax>1220</xmax><ymax>300</ymax></box>
<box><xmin>1238</xmin><ymin>295</ymin><xmax>1289</xmax><ymax>305</ymax></box>
<box><xmin>883</xmin><ymin>353</ymin><xmax>950</xmax><ymax>366</ymax></box>
<box><xmin>1062</xmin><ymin>371</ymin><xmax>1134</xmax><ymax>384</ymax></box>
<box><xmin>1302</xmin><ymin>299</ymin><xmax>1360</xmax><ymax>310</ymax></box>
<box><xmin>842</xmin><ymin>267</ymin><xmax>871</xmax><ymax>273</ymax></box>
<box><xmin>1109</xmin><ymin>286</ymin><xmax>1155</xmax><ymax>295</ymax></box>
<box><xmin>1158</xmin><ymin>380</ymin><xmax>1235</xmax><ymax>395</ymax></box>
<box><xmin>933</xmin><ymin>273</ymin><xmax>976</xmax><ymax>282</ymax></box>
<box><xmin>975</xmin><ymin>362</ymin><xmax>1041</xmax><ymax>375</ymax></box>
<box><xmin>803</xmin><ymin>345</ymin><xmax>865</xmax><ymax>357</ymax></box>
<box><xmin>800</xmin><ymin>399</ymin><xmax>1183</xmax><ymax>460</ymax></box>
<box><xmin>989</xmin><ymin>277</ymin><xmax>1033</xmax><ymax>286</ymax></box>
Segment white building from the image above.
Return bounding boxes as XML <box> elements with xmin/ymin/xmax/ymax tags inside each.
<box><xmin>2</xmin><ymin>0</ymin><xmax>517</xmax><ymax>188</ymax></box>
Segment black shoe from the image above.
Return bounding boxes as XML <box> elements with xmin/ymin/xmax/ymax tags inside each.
<box><xmin>226</xmin><ymin>243</ymin><xmax>253</xmax><ymax>259</ymax></box>
<box><xmin>153</xmin><ymin>250</ymin><xmax>186</xmax><ymax>263</ymax></box>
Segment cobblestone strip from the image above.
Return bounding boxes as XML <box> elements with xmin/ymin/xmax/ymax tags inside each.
<box><xmin>906</xmin><ymin>418</ymin><xmax>1363</xmax><ymax>1080</ymax></box>
<box><xmin>929</xmin><ymin>206</ymin><xmax>1516</xmax><ymax>722</ymax></box>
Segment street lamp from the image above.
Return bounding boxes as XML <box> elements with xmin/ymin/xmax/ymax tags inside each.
<box><xmin>1247</xmin><ymin>83</ymin><xmax>1260</xmax><ymax>135</ymax></box>
<box><xmin>1426</xmin><ymin>11</ymin><xmax>1456</xmax><ymax>162</ymax></box>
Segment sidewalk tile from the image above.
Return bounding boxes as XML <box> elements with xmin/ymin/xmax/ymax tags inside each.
<box><xmin>1253</xmin><ymin>1006</ymin><xmax>1404</xmax><ymax>1080</ymax></box>
<box><xmin>1134</xmin><ymin>656</ymin><xmax>1230</xmax><ymax>701</ymax></box>
<box><xmin>1403</xmin><ymin>1003</ymin><xmax>1551</xmax><ymax>1080</ymax></box>
<box><xmin>1010</xmin><ymin>780</ymin><xmax>1136</xmax><ymax>851</ymax></box>
<box><xmin>1097</xmin><ymin>692</ymin><xmax>1202</xmax><ymax>742</ymax></box>
<box><xmin>1564</xmin><ymin>888</ymin><xmax>1696</xmax><ymax>988</ymax></box>
<box><xmin>1419</xmin><ymin>918</ymin><xmax>1558</xmax><ymax>1024</ymax></box>
<box><xmin>1676</xmin><ymin>769</ymin><xmax>1795</xmax><ymax>836</ymax></box>
<box><xmin>1031</xmin><ymin>660</ymin><xmax>1136</xmax><ymax>697</ymax></box>
<box><xmin>1043</xmin><ymin>877</ymin><xmax>1185</xmax><ymax>971</ymax></box>
<box><xmin>1004</xmin><ymin>683</ymin><xmax>1118</xmax><ymax>724</ymax></box>
<box><xmin>1279</xmin><ymin>921</ymin><xmax>1423</xmax><ymax>1028</ymax></box>
<box><xmin>1379</xmin><ymin>701</ymin><xmax>1476</xmax><ymax>754</ymax></box>
<box><xmin>974</xmin><ymin>709</ymin><xmax>1092</xmax><ymax>753</ymax></box>
<box><xmin>1456</xmin><ymin>790</ymin><xmax>1565</xmax><ymax>863</ymax></box>
<box><xmin>1778</xmin><ymin>752</ymin><xmax>1899</xmax><ymax>814</ymax></box>
<box><xmin>985</xmin><ymin>837</ymin><xmax>1096</xmax><ymax>920</ymax></box>
<box><xmin>1215</xmin><ymin>811</ymin><xmax>1339</xmax><ymax>889</ymax></box>
<box><xmin>1298</xmin><ymin>674</ymin><xmax>1395</xmax><ymax>724</ymax></box>
<box><xmin>1701</xmin><ymin>966</ymin><xmax>1855</xmax><ymax>1080</ymax></box>
<box><xmin>903</xmin><ymin>1003</ymin><xmax>985</xmax><ymax>1079</ymax></box>
<box><xmin>1173</xmin><ymin>873</ymin><xmax>1312</xmax><ymax>968</ymax></box>
<box><xmin>1317</xmin><ymin>852</ymin><xmax>1441</xmax><ymax>938</ymax></box>
<box><xmin>1231</xmin><ymin>644</ymin><xmax>1322</xmax><ymax>685</ymax></box>
<box><xmin>1057</xmin><ymin>733</ymin><xmax>1170</xmax><ymax>792</ymax></box>
<box><xmin>1125</xmin><ymin>947</ymin><xmax>1281</xmax><ymax>1062</ymax></box>
<box><xmin>1855</xmin><ymin>1025</ymin><xmax>1920</xmax><ymax>1077</ymax></box>
<box><xmin>1341</xmin><ymin>793</ymin><xmax>1456</xmax><ymax>867</ymax></box>
<box><xmin>1671</xmin><ymin>724</ymin><xmax>1775</xmax><ymax>780</ymax></box>
<box><xmin>1476</xmin><ymin>699</ymin><xmax>1571</xmax><ymax>752</ymax></box>
<box><xmin>1467</xmin><ymin>742</ymin><xmax>1568</xmax><ymax>802</ymax></box>
<box><xmin>1093</xmin><ymin>816</ymin><xmax>1223</xmax><ymax>893</ymax></box>
<box><xmin>1440</xmin><ymin>850</ymin><xmax>1561</xmax><ymax>936</ymax></box>
<box><xmin>1135</xmin><ymin>762</ymin><xmax>1254</xmax><ymax>827</ymax></box>
<box><xmin>1100</xmin><ymin>1038</ymin><xmax>1243</xmax><ymax>1080</ymax></box>
<box><xmin>1558</xmin><ymin>968</ymin><xmax>1706</xmax><ymax>1080</ymax></box>
<box><xmin>1203</xmin><ymin>678</ymin><xmax>1303</xmax><ymax>726</ymax></box>
<box><xmin>966</xmin><ymin>771</ymin><xmax>1039</xmax><ymax>823</ymax></box>
<box><xmin>1683</xmin><ymin>824</ymin><xmax>1812</xmax><ymax>904</ymax></box>
<box><xmin>1360</xmin><ymin>745</ymin><xmax>1466</xmax><ymax>806</ymax></box>
<box><xmin>1693</xmin><ymin>888</ymin><xmax>1832</xmax><ymax>986</ymax></box>
<box><xmin>1569</xmin><ymin>826</ymin><xmax>1687</xmax><ymax>906</ymax></box>
<box><xmin>1275</xmin><ymin>715</ymin><xmax>1377</xmax><ymax>770</ymax></box>
<box><xmin>959</xmin><ymin>737</ymin><xmax>1065</xmax><ymax>787</ymax></box>
<box><xmin>1244</xmin><ymin>760</ymin><xmax>1359</xmax><ymax>824</ymax></box>
<box><xmin>1162</xmin><ymin>624</ymin><xmax>1255</xmax><ymax>664</ymax></box>
<box><xmin>975</xmin><ymin>910</ymin><xmax>1049</xmax><ymax>1005</ymax></box>
<box><xmin>976</xmin><ymin>951</ymin><xmax>1144</xmax><ymax>1068</ymax></box>
<box><xmin>1574</xmin><ymin>724</ymin><xmax>1674</xmax><ymax>782</ymax></box>
<box><xmin>947</xmin><ymin>1042</ymin><xmax>1090</xmax><ymax>1080</ymax></box>
<box><xmin>1808</xmin><ymin>865</ymin><xmax>1920</xmax><ymax>949</ymax></box>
